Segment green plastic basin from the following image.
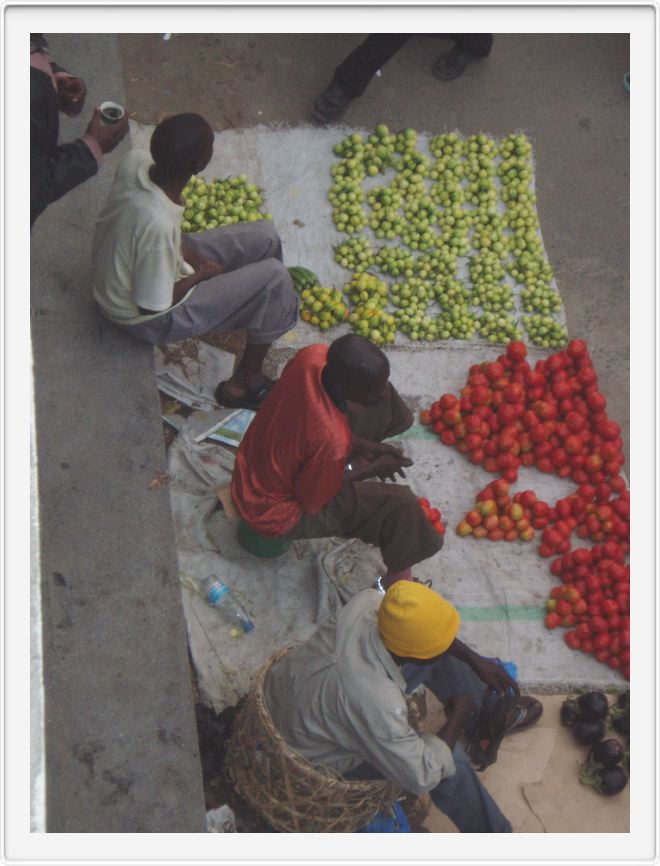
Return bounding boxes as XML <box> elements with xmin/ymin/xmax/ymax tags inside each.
<box><xmin>237</xmin><ymin>519</ymin><xmax>291</xmax><ymax>558</ymax></box>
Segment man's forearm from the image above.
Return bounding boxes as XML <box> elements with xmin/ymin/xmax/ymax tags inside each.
<box><xmin>172</xmin><ymin>273</ymin><xmax>202</xmax><ymax>304</ymax></box>
<box><xmin>138</xmin><ymin>274</ymin><xmax>201</xmax><ymax>316</ymax></box>
<box><xmin>181</xmin><ymin>235</ymin><xmax>203</xmax><ymax>269</ymax></box>
<box><xmin>447</xmin><ymin>638</ymin><xmax>482</xmax><ymax>670</ymax></box>
<box><xmin>343</xmin><ymin>461</ymin><xmax>380</xmax><ymax>483</ymax></box>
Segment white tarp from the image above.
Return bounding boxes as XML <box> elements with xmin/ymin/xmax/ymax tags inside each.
<box><xmin>127</xmin><ymin>122</ymin><xmax>623</xmax><ymax>707</ymax></box>
<box><xmin>162</xmin><ymin>343</ymin><xmax>623</xmax><ymax>711</ymax></box>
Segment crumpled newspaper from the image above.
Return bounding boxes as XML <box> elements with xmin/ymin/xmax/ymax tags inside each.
<box><xmin>206</xmin><ymin>804</ymin><xmax>236</xmax><ymax>832</ymax></box>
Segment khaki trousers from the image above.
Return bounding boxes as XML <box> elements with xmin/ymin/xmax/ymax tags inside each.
<box><xmin>285</xmin><ymin>384</ymin><xmax>443</xmax><ymax>572</ymax></box>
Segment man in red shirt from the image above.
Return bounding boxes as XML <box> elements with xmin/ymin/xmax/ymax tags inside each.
<box><xmin>232</xmin><ymin>334</ymin><xmax>443</xmax><ymax>587</ymax></box>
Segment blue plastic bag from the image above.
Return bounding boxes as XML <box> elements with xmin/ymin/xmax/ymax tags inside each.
<box><xmin>360</xmin><ymin>800</ymin><xmax>411</xmax><ymax>833</ymax></box>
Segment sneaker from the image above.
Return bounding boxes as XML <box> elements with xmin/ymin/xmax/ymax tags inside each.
<box><xmin>432</xmin><ymin>46</ymin><xmax>479</xmax><ymax>81</ymax></box>
<box><xmin>312</xmin><ymin>81</ymin><xmax>354</xmax><ymax>124</ymax></box>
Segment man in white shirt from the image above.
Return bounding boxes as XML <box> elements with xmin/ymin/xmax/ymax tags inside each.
<box><xmin>92</xmin><ymin>113</ymin><xmax>298</xmax><ymax>410</ymax></box>
<box><xmin>264</xmin><ymin>582</ymin><xmax>542</xmax><ymax>833</ymax></box>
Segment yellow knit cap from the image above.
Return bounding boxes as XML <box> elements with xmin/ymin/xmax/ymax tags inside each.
<box><xmin>377</xmin><ymin>581</ymin><xmax>461</xmax><ymax>660</ymax></box>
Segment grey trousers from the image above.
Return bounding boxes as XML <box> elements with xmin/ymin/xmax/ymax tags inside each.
<box><xmin>347</xmin><ymin>656</ymin><xmax>512</xmax><ymax>833</ymax></box>
<box><xmin>114</xmin><ymin>221</ymin><xmax>298</xmax><ymax>346</ymax></box>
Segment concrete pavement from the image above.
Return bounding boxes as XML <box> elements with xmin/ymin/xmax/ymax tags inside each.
<box><xmin>30</xmin><ymin>34</ymin><xmax>206</xmax><ymax>832</ymax></box>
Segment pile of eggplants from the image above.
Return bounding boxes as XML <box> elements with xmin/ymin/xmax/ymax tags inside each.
<box><xmin>560</xmin><ymin>690</ymin><xmax>629</xmax><ymax>796</ymax></box>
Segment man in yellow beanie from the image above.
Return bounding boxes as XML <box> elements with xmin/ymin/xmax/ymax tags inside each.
<box><xmin>264</xmin><ymin>582</ymin><xmax>542</xmax><ymax>833</ymax></box>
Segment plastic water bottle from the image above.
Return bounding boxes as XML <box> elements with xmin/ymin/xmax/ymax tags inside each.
<box><xmin>199</xmin><ymin>576</ymin><xmax>254</xmax><ymax>635</ymax></box>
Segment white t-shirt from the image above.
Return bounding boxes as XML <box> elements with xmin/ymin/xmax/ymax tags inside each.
<box><xmin>92</xmin><ymin>150</ymin><xmax>194</xmax><ymax>323</ymax></box>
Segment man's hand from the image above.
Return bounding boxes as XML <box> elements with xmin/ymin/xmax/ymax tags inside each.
<box><xmin>193</xmin><ymin>259</ymin><xmax>225</xmax><ymax>282</ymax></box>
<box><xmin>447</xmin><ymin>638</ymin><xmax>520</xmax><ymax>696</ymax></box>
<box><xmin>350</xmin><ymin>435</ymin><xmax>408</xmax><ymax>463</ymax></box>
<box><xmin>86</xmin><ymin>108</ymin><xmax>129</xmax><ymax>153</ymax></box>
<box><xmin>56</xmin><ymin>75</ymin><xmax>87</xmax><ymax>116</ymax></box>
<box><xmin>367</xmin><ymin>452</ymin><xmax>413</xmax><ymax>482</ymax></box>
<box><xmin>472</xmin><ymin>656</ymin><xmax>520</xmax><ymax>696</ymax></box>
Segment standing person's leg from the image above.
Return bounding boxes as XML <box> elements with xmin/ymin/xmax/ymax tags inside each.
<box><xmin>432</xmin><ymin>34</ymin><xmax>494</xmax><ymax>81</ymax></box>
<box><xmin>313</xmin><ymin>34</ymin><xmax>411</xmax><ymax>123</ymax></box>
<box><xmin>334</xmin><ymin>34</ymin><xmax>413</xmax><ymax>97</ymax></box>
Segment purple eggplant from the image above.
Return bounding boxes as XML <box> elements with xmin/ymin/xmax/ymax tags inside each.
<box><xmin>573</xmin><ymin>718</ymin><xmax>605</xmax><ymax>745</ymax></box>
<box><xmin>595</xmin><ymin>766</ymin><xmax>628</xmax><ymax>795</ymax></box>
<box><xmin>560</xmin><ymin>698</ymin><xmax>581</xmax><ymax>728</ymax></box>
<box><xmin>577</xmin><ymin>691</ymin><xmax>609</xmax><ymax>721</ymax></box>
<box><xmin>589</xmin><ymin>738</ymin><xmax>624</xmax><ymax>768</ymax></box>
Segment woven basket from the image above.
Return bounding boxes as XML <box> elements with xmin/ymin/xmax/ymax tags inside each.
<box><xmin>225</xmin><ymin>650</ymin><xmax>401</xmax><ymax>832</ymax></box>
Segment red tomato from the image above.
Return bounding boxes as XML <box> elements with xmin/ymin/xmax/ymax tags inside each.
<box><xmin>439</xmin><ymin>393</ymin><xmax>459</xmax><ymax>410</ymax></box>
<box><xmin>551</xmin><ymin>448</ymin><xmax>569</xmax><ymax>467</ymax></box>
<box><xmin>526</xmin><ymin>370</ymin><xmax>545</xmax><ymax>388</ymax></box>
<box><xmin>506</xmin><ymin>341</ymin><xmax>528</xmax><ymax>362</ymax></box>
<box><xmin>587</xmin><ymin>391</ymin><xmax>607</xmax><ymax>412</ymax></box>
<box><xmin>471</xmin><ymin>385</ymin><xmax>490</xmax><ymax>406</ymax></box>
<box><xmin>609</xmin><ymin>476</ymin><xmax>627</xmax><ymax>494</ymax></box>
<box><xmin>564</xmin><ymin>631</ymin><xmax>581</xmax><ymax>650</ymax></box>
<box><xmin>533</xmin><ymin>400</ymin><xmax>557</xmax><ymax>421</ymax></box>
<box><xmin>597</xmin><ymin>420</ymin><xmax>620</xmax><ymax>441</ymax></box>
<box><xmin>566</xmin><ymin>412</ymin><xmax>587</xmax><ymax>433</ymax></box>
<box><xmin>577</xmin><ymin>367</ymin><xmax>598</xmax><ymax>387</ymax></box>
<box><xmin>575</xmin><ymin>622</ymin><xmax>591</xmax><ymax>640</ymax></box>
<box><xmin>518</xmin><ymin>490</ymin><xmax>536</xmax><ymax>508</ymax></box>
<box><xmin>503</xmin><ymin>382</ymin><xmax>524</xmax><ymax>403</ymax></box>
<box><xmin>567</xmin><ymin>338</ymin><xmax>588</xmax><ymax>359</ymax></box>
<box><xmin>590</xmin><ymin>616</ymin><xmax>609</xmax><ymax>633</ymax></box>
<box><xmin>497</xmin><ymin>403</ymin><xmax>518</xmax><ymax>425</ymax></box>
<box><xmin>546</xmin><ymin>352</ymin><xmax>567</xmax><ymax>373</ymax></box>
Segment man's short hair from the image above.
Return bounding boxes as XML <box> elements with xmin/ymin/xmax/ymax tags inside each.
<box><xmin>326</xmin><ymin>334</ymin><xmax>389</xmax><ymax>391</ymax></box>
<box><xmin>150</xmin><ymin>113</ymin><xmax>213</xmax><ymax>176</ymax></box>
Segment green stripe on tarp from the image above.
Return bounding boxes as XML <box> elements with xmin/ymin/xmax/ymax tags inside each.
<box><xmin>456</xmin><ymin>605</ymin><xmax>546</xmax><ymax>622</ymax></box>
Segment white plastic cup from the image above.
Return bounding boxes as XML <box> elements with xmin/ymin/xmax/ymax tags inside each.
<box><xmin>99</xmin><ymin>101</ymin><xmax>125</xmax><ymax>125</ymax></box>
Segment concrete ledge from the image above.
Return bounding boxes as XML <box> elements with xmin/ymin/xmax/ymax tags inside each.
<box><xmin>31</xmin><ymin>34</ymin><xmax>206</xmax><ymax>832</ymax></box>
